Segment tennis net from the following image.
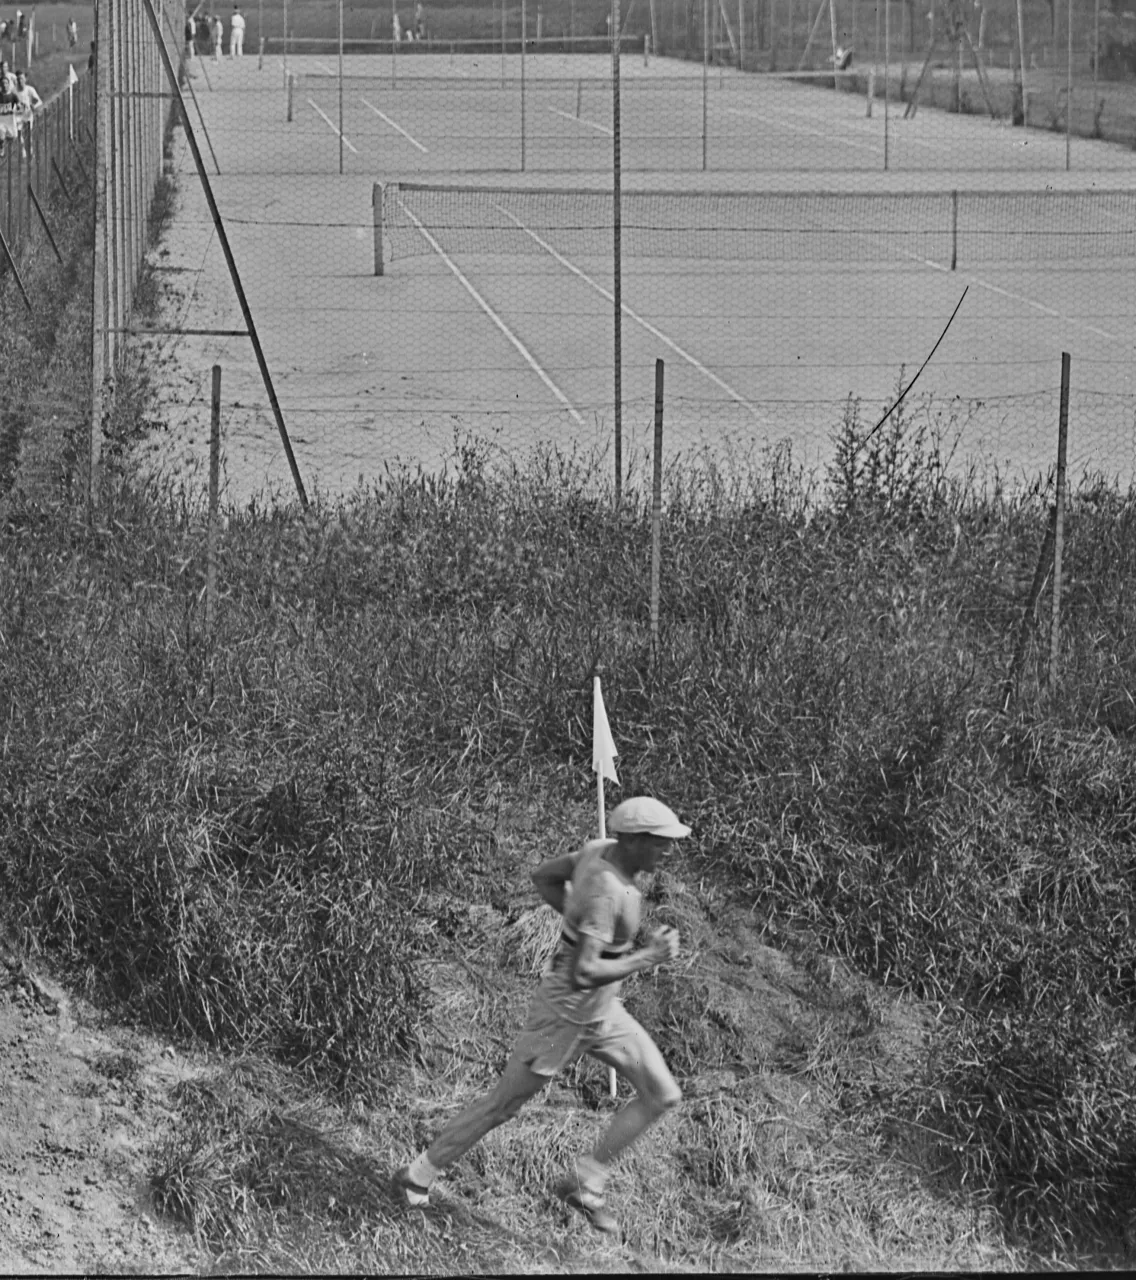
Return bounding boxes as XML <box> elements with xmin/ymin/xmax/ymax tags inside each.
<box><xmin>379</xmin><ymin>184</ymin><xmax>1136</xmax><ymax>268</ymax></box>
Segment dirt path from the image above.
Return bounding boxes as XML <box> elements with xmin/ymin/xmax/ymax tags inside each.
<box><xmin>0</xmin><ymin>953</ymin><xmax>206</xmax><ymax>1275</ymax></box>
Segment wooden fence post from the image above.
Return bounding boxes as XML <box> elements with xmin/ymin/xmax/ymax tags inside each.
<box><xmin>650</xmin><ymin>358</ymin><xmax>664</xmax><ymax>669</ymax></box>
<box><xmin>206</xmin><ymin>365</ymin><xmax>221</xmax><ymax>641</ymax></box>
<box><xmin>1049</xmin><ymin>352</ymin><xmax>1070</xmax><ymax>690</ymax></box>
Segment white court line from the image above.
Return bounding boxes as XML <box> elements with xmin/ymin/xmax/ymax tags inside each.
<box><xmin>307</xmin><ymin>100</ymin><xmax>359</xmax><ymax>152</ymax></box>
<box><xmin>724</xmin><ymin>105</ymin><xmax>881</xmax><ymax>155</ymax></box>
<box><xmin>893</xmin><ymin>247</ymin><xmax>1122</xmax><ymax>342</ymax></box>
<box><xmin>547</xmin><ymin>106</ymin><xmax>612</xmax><ymax>136</ymax></box>
<box><xmin>316</xmin><ymin>61</ymin><xmax>335</xmax><ymax>76</ymax></box>
<box><xmin>493</xmin><ymin>203</ymin><xmax>769</xmax><ymax>423</ymax></box>
<box><xmin>396</xmin><ymin>201</ymin><xmax>585</xmax><ymax>425</ymax></box>
<box><xmin>361</xmin><ymin>98</ymin><xmax>429</xmax><ymax>152</ymax></box>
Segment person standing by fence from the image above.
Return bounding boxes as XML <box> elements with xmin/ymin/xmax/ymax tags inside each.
<box><xmin>13</xmin><ymin>69</ymin><xmax>41</xmax><ymax>156</ymax></box>
<box><xmin>212</xmin><ymin>12</ymin><xmax>224</xmax><ymax>63</ymax></box>
<box><xmin>0</xmin><ymin>62</ymin><xmax>19</xmax><ymax>158</ymax></box>
<box><xmin>229</xmin><ymin>5</ymin><xmax>245</xmax><ymax>57</ymax></box>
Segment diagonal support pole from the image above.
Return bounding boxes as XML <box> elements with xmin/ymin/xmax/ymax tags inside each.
<box><xmin>51</xmin><ymin>157</ymin><xmax>74</xmax><ymax>202</ymax></box>
<box><xmin>27</xmin><ymin>184</ymin><xmax>64</xmax><ymax>262</ymax></box>
<box><xmin>139</xmin><ymin>0</ymin><xmax>309</xmax><ymax>508</ymax></box>
<box><xmin>0</xmin><ymin>224</ymin><xmax>33</xmax><ymax>311</ymax></box>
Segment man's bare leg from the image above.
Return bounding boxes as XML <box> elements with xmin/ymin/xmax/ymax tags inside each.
<box><xmin>581</xmin><ymin>1026</ymin><xmax>682</xmax><ymax>1190</ymax></box>
<box><xmin>396</xmin><ymin>1050</ymin><xmax>550</xmax><ymax>1202</ymax></box>
<box><xmin>426</xmin><ymin>1051</ymin><xmax>548</xmax><ymax>1168</ymax></box>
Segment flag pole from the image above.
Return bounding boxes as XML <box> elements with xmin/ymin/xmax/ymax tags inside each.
<box><xmin>592</xmin><ymin>673</ymin><xmax>618</xmax><ymax>1099</ymax></box>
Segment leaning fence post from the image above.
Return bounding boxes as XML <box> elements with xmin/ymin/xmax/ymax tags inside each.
<box><xmin>28</xmin><ymin>184</ymin><xmax>63</xmax><ymax>261</ymax></box>
<box><xmin>0</xmin><ymin>223</ymin><xmax>32</xmax><ymax>310</ymax></box>
<box><xmin>1049</xmin><ymin>352</ymin><xmax>1070</xmax><ymax>690</ymax></box>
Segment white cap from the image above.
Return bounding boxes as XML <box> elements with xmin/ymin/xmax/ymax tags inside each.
<box><xmin>608</xmin><ymin>797</ymin><xmax>691</xmax><ymax>840</ymax></box>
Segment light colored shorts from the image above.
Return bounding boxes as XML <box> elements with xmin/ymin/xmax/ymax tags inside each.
<box><xmin>510</xmin><ymin>991</ymin><xmax>681</xmax><ymax>1109</ymax></box>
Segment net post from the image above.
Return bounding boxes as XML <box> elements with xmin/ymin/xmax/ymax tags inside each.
<box><xmin>372</xmin><ymin>182</ymin><xmax>385</xmax><ymax>276</ymax></box>
<box><xmin>950</xmin><ymin>189</ymin><xmax>958</xmax><ymax>270</ymax></box>
<box><xmin>258</xmin><ymin>36</ymin><xmax>264</xmax><ymax>69</ymax></box>
<box><xmin>521</xmin><ymin>0</ymin><xmax>527</xmax><ymax>170</ymax></box>
<box><xmin>1065</xmin><ymin>0</ymin><xmax>1072</xmax><ymax>172</ymax></box>
<box><xmin>287</xmin><ymin>71</ymin><xmax>294</xmax><ymax>122</ymax></box>
<box><xmin>644</xmin><ymin>32</ymin><xmax>649</xmax><ymax>66</ymax></box>
<box><xmin>867</xmin><ymin>67</ymin><xmax>873</xmax><ymax>116</ymax></box>
<box><xmin>701</xmin><ymin>0</ymin><xmax>708</xmax><ymax>171</ymax></box>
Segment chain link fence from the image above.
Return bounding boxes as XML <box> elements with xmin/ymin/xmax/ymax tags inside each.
<box><xmin>0</xmin><ymin>42</ymin><xmax>95</xmax><ymax>507</ymax></box>
<box><xmin>129</xmin><ymin>0</ymin><xmax>1134</xmax><ymax>507</ymax></box>
<box><xmin>4</xmin><ymin>2</ymin><xmax>1135</xmax><ymax>509</ymax></box>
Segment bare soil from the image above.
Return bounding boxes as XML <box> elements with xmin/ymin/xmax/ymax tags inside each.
<box><xmin>0</xmin><ymin>952</ymin><xmax>208</xmax><ymax>1275</ymax></box>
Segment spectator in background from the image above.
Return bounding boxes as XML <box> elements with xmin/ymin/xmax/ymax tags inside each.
<box><xmin>0</xmin><ymin>22</ymin><xmax>8</xmax><ymax>43</ymax></box>
<box><xmin>89</xmin><ymin>40</ymin><xmax>96</xmax><ymax>73</ymax></box>
<box><xmin>392</xmin><ymin>10</ymin><xmax>400</xmax><ymax>43</ymax></box>
<box><xmin>16</xmin><ymin>9</ymin><xmax>27</xmax><ymax>39</ymax></box>
<box><xmin>212</xmin><ymin>12</ymin><xmax>223</xmax><ymax>63</ymax></box>
<box><xmin>0</xmin><ymin>62</ymin><xmax>19</xmax><ymax>158</ymax></box>
<box><xmin>68</xmin><ymin>18</ymin><xmax>79</xmax><ymax>49</ymax></box>
<box><xmin>230</xmin><ymin>5</ymin><xmax>245</xmax><ymax>57</ymax></box>
<box><xmin>414</xmin><ymin>2</ymin><xmax>425</xmax><ymax>40</ymax></box>
<box><xmin>13</xmin><ymin>69</ymin><xmax>41</xmax><ymax>156</ymax></box>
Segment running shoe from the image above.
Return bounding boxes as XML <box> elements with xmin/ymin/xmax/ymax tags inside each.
<box><xmin>391</xmin><ymin>1164</ymin><xmax>431</xmax><ymax>1209</ymax></box>
<box><xmin>554</xmin><ymin>1175</ymin><xmax>619</xmax><ymax>1235</ymax></box>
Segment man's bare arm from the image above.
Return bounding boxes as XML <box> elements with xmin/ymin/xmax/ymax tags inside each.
<box><xmin>570</xmin><ymin>928</ymin><xmax>680</xmax><ymax>990</ymax></box>
<box><xmin>530</xmin><ymin>851</ymin><xmax>580</xmax><ymax>916</ymax></box>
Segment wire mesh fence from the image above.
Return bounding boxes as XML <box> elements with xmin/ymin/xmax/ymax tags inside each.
<box><xmin>0</xmin><ymin>71</ymin><xmax>94</xmax><ymax>262</ymax></box>
<box><xmin>5</xmin><ymin>0</ymin><xmax>1136</xmax><ymax>511</ymax></box>
<box><xmin>0</xmin><ymin>60</ymin><xmax>95</xmax><ymax>507</ymax></box>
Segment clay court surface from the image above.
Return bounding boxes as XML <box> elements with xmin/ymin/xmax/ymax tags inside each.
<box><xmin>145</xmin><ymin>51</ymin><xmax>1136</xmax><ymax>504</ymax></box>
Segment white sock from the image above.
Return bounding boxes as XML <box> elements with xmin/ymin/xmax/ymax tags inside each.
<box><xmin>575</xmin><ymin>1153</ymin><xmax>607</xmax><ymax>1196</ymax></box>
<box><xmin>407</xmin><ymin>1152</ymin><xmax>440</xmax><ymax>1188</ymax></box>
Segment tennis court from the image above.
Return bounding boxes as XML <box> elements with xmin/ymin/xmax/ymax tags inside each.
<box><xmin>151</xmin><ymin>50</ymin><xmax>1136</xmax><ymax>501</ymax></box>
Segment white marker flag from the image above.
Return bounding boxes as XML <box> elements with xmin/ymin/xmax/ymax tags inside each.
<box><xmin>68</xmin><ymin>64</ymin><xmax>79</xmax><ymax>86</ymax></box>
<box><xmin>592</xmin><ymin>676</ymin><xmax>619</xmax><ymax>788</ymax></box>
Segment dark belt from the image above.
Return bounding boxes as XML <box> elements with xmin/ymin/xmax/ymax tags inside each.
<box><xmin>560</xmin><ymin>932</ymin><xmax>623</xmax><ymax>961</ymax></box>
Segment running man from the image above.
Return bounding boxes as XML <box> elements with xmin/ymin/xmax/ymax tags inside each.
<box><xmin>393</xmin><ymin>796</ymin><xmax>690</xmax><ymax>1236</ymax></box>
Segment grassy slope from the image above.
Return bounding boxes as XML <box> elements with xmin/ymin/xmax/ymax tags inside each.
<box><xmin>142</xmin><ymin>794</ymin><xmax>1018</xmax><ymax>1274</ymax></box>
<box><xmin>4</xmin><ymin>411</ymin><xmax>1135</xmax><ymax>1270</ymax></box>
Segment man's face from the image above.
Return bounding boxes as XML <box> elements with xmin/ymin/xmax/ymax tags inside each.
<box><xmin>631</xmin><ymin>833</ymin><xmax>673</xmax><ymax>874</ymax></box>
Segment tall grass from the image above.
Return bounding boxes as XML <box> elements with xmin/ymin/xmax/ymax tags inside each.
<box><xmin>3</xmin><ymin>394</ymin><xmax>1136</xmax><ymax>1253</ymax></box>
